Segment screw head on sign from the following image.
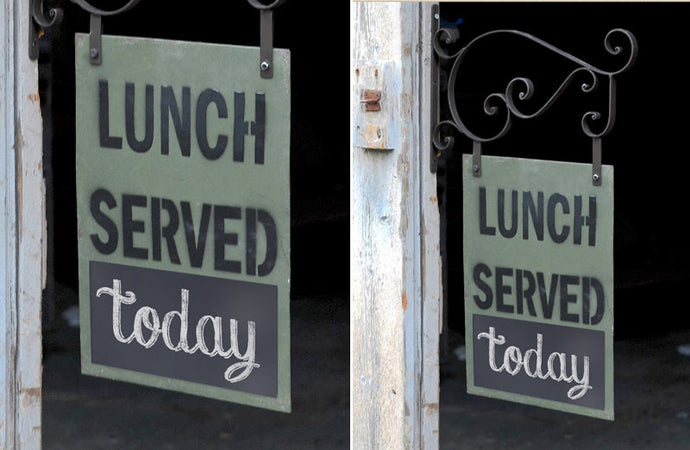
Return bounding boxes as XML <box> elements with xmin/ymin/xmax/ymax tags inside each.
<box><xmin>90</xmin><ymin>48</ymin><xmax>99</xmax><ymax>59</ymax></box>
<box><xmin>260</xmin><ymin>61</ymin><xmax>270</xmax><ymax>71</ymax></box>
<box><xmin>473</xmin><ymin>164</ymin><xmax>480</xmax><ymax>173</ymax></box>
<box><xmin>593</xmin><ymin>173</ymin><xmax>600</xmax><ymax>182</ymax></box>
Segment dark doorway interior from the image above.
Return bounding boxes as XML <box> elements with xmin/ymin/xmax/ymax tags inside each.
<box><xmin>39</xmin><ymin>1</ymin><xmax>349</xmax><ymax>447</ymax></box>
<box><xmin>438</xmin><ymin>3</ymin><xmax>690</xmax><ymax>448</ymax></box>
<box><xmin>438</xmin><ymin>2</ymin><xmax>690</xmax><ymax>339</ymax></box>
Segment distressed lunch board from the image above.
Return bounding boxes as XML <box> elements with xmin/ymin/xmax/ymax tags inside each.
<box><xmin>463</xmin><ymin>154</ymin><xmax>614</xmax><ymax>420</ymax></box>
<box><xmin>75</xmin><ymin>34</ymin><xmax>291</xmax><ymax>412</ymax></box>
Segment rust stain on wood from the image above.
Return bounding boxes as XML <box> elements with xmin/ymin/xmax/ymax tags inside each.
<box><xmin>402</xmin><ymin>291</ymin><xmax>408</xmax><ymax>310</ymax></box>
<box><xmin>28</xmin><ymin>92</ymin><xmax>40</xmax><ymax>103</ymax></box>
<box><xmin>21</xmin><ymin>387</ymin><xmax>41</xmax><ymax>408</ymax></box>
<box><xmin>425</xmin><ymin>403</ymin><xmax>439</xmax><ymax>417</ymax></box>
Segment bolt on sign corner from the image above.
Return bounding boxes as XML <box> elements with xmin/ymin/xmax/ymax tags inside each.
<box><xmin>463</xmin><ymin>154</ymin><xmax>614</xmax><ymax>420</ymax></box>
<box><xmin>75</xmin><ymin>34</ymin><xmax>291</xmax><ymax>412</ymax></box>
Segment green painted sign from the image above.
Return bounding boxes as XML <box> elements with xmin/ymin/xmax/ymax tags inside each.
<box><xmin>75</xmin><ymin>34</ymin><xmax>291</xmax><ymax>412</ymax></box>
<box><xmin>463</xmin><ymin>154</ymin><xmax>614</xmax><ymax>420</ymax></box>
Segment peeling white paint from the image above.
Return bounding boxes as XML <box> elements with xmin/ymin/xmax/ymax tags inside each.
<box><xmin>351</xmin><ymin>2</ymin><xmax>441</xmax><ymax>448</ymax></box>
<box><xmin>1</xmin><ymin>0</ymin><xmax>45</xmax><ymax>447</ymax></box>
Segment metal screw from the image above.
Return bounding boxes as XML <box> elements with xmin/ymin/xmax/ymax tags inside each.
<box><xmin>473</xmin><ymin>164</ymin><xmax>480</xmax><ymax>173</ymax></box>
<box><xmin>593</xmin><ymin>173</ymin><xmax>600</xmax><ymax>182</ymax></box>
<box><xmin>434</xmin><ymin>13</ymin><xmax>440</xmax><ymax>20</ymax></box>
<box><xmin>260</xmin><ymin>61</ymin><xmax>270</xmax><ymax>71</ymax></box>
<box><xmin>90</xmin><ymin>48</ymin><xmax>99</xmax><ymax>59</ymax></box>
<box><xmin>376</xmin><ymin>128</ymin><xmax>382</xmax><ymax>138</ymax></box>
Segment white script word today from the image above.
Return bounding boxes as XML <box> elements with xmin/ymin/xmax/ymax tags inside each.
<box><xmin>96</xmin><ymin>279</ymin><xmax>259</xmax><ymax>383</ymax></box>
<box><xmin>477</xmin><ymin>326</ymin><xmax>592</xmax><ymax>400</ymax></box>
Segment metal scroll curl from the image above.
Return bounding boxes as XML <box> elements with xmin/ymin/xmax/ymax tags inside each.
<box><xmin>29</xmin><ymin>0</ymin><xmax>64</xmax><ymax>60</ymax></box>
<box><xmin>69</xmin><ymin>0</ymin><xmax>141</xmax><ymax>16</ymax></box>
<box><xmin>432</xmin><ymin>27</ymin><xmax>638</xmax><ymax>185</ymax></box>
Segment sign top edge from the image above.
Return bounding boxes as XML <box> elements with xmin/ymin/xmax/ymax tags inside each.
<box><xmin>74</xmin><ymin>33</ymin><xmax>290</xmax><ymax>55</ymax></box>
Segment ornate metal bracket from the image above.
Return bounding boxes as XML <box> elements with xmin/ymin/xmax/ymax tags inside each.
<box><xmin>29</xmin><ymin>0</ymin><xmax>141</xmax><ymax>63</ymax></box>
<box><xmin>29</xmin><ymin>0</ymin><xmax>64</xmax><ymax>60</ymax></box>
<box><xmin>432</xmin><ymin>26</ymin><xmax>637</xmax><ymax>186</ymax></box>
<box><xmin>70</xmin><ymin>0</ymin><xmax>141</xmax><ymax>65</ymax></box>
<box><xmin>247</xmin><ymin>0</ymin><xmax>287</xmax><ymax>79</ymax></box>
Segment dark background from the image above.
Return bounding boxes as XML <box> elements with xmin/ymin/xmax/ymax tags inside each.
<box><xmin>41</xmin><ymin>0</ymin><xmax>350</xmax><ymax>323</ymax></box>
<box><xmin>39</xmin><ymin>1</ymin><xmax>350</xmax><ymax>448</ymax></box>
<box><xmin>438</xmin><ymin>2</ymin><xmax>690</xmax><ymax>340</ymax></box>
<box><xmin>436</xmin><ymin>5</ymin><xmax>690</xmax><ymax>448</ymax></box>
<box><xmin>35</xmin><ymin>1</ymin><xmax>690</xmax><ymax>447</ymax></box>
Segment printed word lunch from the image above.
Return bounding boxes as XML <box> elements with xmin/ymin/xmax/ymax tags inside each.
<box><xmin>479</xmin><ymin>187</ymin><xmax>597</xmax><ymax>246</ymax></box>
<box><xmin>99</xmin><ymin>80</ymin><xmax>267</xmax><ymax>163</ymax></box>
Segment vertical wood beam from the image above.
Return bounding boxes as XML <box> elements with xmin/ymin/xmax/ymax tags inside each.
<box><xmin>1</xmin><ymin>0</ymin><xmax>45</xmax><ymax>447</ymax></box>
<box><xmin>351</xmin><ymin>2</ymin><xmax>441</xmax><ymax>448</ymax></box>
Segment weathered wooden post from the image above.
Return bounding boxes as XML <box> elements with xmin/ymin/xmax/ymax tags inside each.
<box><xmin>351</xmin><ymin>2</ymin><xmax>442</xmax><ymax>447</ymax></box>
<box><xmin>1</xmin><ymin>0</ymin><xmax>46</xmax><ymax>447</ymax></box>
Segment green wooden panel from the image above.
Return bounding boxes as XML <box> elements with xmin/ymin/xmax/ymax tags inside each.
<box><xmin>76</xmin><ymin>34</ymin><xmax>291</xmax><ymax>412</ymax></box>
<box><xmin>463</xmin><ymin>154</ymin><xmax>614</xmax><ymax>420</ymax></box>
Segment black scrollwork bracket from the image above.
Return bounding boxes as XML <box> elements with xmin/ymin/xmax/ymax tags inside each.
<box><xmin>29</xmin><ymin>0</ymin><xmax>64</xmax><ymax>60</ymax></box>
<box><xmin>247</xmin><ymin>0</ymin><xmax>287</xmax><ymax>79</ymax></box>
<box><xmin>29</xmin><ymin>0</ymin><xmax>141</xmax><ymax>64</ymax></box>
<box><xmin>432</xmin><ymin>25</ymin><xmax>637</xmax><ymax>186</ymax></box>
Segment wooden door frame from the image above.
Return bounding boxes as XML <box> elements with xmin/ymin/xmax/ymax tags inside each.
<box><xmin>1</xmin><ymin>0</ymin><xmax>45</xmax><ymax>447</ymax></box>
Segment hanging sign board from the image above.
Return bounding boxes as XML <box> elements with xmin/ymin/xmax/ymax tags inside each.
<box><xmin>75</xmin><ymin>34</ymin><xmax>291</xmax><ymax>412</ymax></box>
<box><xmin>463</xmin><ymin>154</ymin><xmax>614</xmax><ymax>420</ymax></box>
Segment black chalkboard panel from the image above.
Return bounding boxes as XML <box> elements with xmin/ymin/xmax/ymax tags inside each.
<box><xmin>90</xmin><ymin>261</ymin><xmax>278</xmax><ymax>397</ymax></box>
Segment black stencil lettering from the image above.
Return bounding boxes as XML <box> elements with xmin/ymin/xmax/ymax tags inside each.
<box><xmin>498</xmin><ymin>189</ymin><xmax>518</xmax><ymax>238</ymax></box>
<box><xmin>473</xmin><ymin>263</ymin><xmax>493</xmax><ymax>309</ymax></box>
<box><xmin>151</xmin><ymin>197</ymin><xmax>181</xmax><ymax>264</ymax></box>
<box><xmin>125</xmin><ymin>83</ymin><xmax>154</xmax><ymax>153</ymax></box>
<box><xmin>537</xmin><ymin>272</ymin><xmax>559</xmax><ymax>319</ymax></box>
<box><xmin>516</xmin><ymin>269</ymin><xmax>537</xmax><ymax>316</ymax></box>
<box><xmin>559</xmin><ymin>275</ymin><xmax>580</xmax><ymax>323</ymax></box>
<box><xmin>246</xmin><ymin>208</ymin><xmax>257</xmax><ymax>276</ymax></box>
<box><xmin>89</xmin><ymin>188</ymin><xmax>118</xmax><ymax>254</ymax></box>
<box><xmin>181</xmin><ymin>202</ymin><xmax>212</xmax><ymax>268</ymax></box>
<box><xmin>547</xmin><ymin>193</ymin><xmax>570</xmax><ymax>243</ymax></box>
<box><xmin>122</xmin><ymin>194</ymin><xmax>148</xmax><ymax>260</ymax></box>
<box><xmin>582</xmin><ymin>277</ymin><xmax>591</xmax><ymax>325</ymax></box>
<box><xmin>252</xmin><ymin>92</ymin><xmax>266</xmax><ymax>164</ymax></box>
<box><xmin>161</xmin><ymin>86</ymin><xmax>191</xmax><ymax>157</ymax></box>
<box><xmin>522</xmin><ymin>191</ymin><xmax>544</xmax><ymax>241</ymax></box>
<box><xmin>257</xmin><ymin>210</ymin><xmax>278</xmax><ymax>276</ymax></box>
<box><xmin>233</xmin><ymin>92</ymin><xmax>249</xmax><ymax>163</ymax></box>
<box><xmin>98</xmin><ymin>80</ymin><xmax>122</xmax><ymax>149</ymax></box>
<box><xmin>196</xmin><ymin>89</ymin><xmax>228</xmax><ymax>160</ymax></box>
<box><xmin>495</xmin><ymin>266</ymin><xmax>514</xmax><ymax>313</ymax></box>
<box><xmin>587</xmin><ymin>196</ymin><xmax>597</xmax><ymax>247</ymax></box>
<box><xmin>479</xmin><ymin>187</ymin><xmax>496</xmax><ymax>236</ymax></box>
<box><xmin>589</xmin><ymin>277</ymin><xmax>605</xmax><ymax>325</ymax></box>
<box><xmin>213</xmin><ymin>205</ymin><xmax>242</xmax><ymax>273</ymax></box>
